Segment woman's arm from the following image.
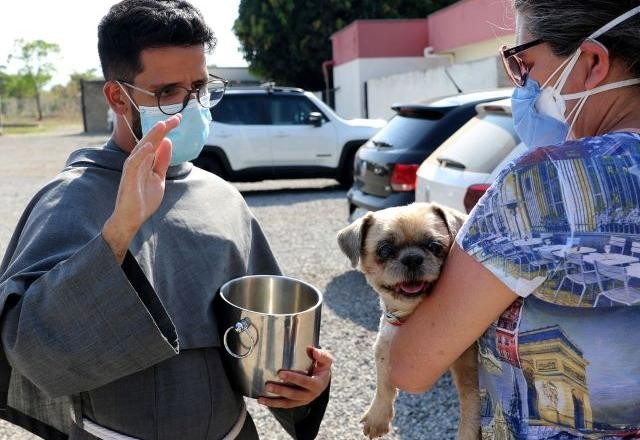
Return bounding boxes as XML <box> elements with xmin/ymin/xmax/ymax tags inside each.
<box><xmin>389</xmin><ymin>243</ymin><xmax>518</xmax><ymax>394</ymax></box>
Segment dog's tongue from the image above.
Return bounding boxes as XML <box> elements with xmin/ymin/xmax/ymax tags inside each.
<box><xmin>400</xmin><ymin>282</ymin><xmax>425</xmax><ymax>294</ymax></box>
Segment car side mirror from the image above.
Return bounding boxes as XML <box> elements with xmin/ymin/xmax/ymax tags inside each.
<box><xmin>307</xmin><ymin>112</ymin><xmax>323</xmax><ymax>127</ymax></box>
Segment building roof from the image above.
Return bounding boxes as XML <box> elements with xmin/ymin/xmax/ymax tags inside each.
<box><xmin>519</xmin><ymin>325</ymin><xmax>583</xmax><ymax>357</ymax></box>
<box><xmin>330</xmin><ymin>19</ymin><xmax>429</xmax><ymax>66</ymax></box>
<box><xmin>330</xmin><ymin>0</ymin><xmax>516</xmax><ymax>65</ymax></box>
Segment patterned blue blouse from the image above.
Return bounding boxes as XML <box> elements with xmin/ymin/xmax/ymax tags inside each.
<box><xmin>456</xmin><ymin>132</ymin><xmax>640</xmax><ymax>439</ymax></box>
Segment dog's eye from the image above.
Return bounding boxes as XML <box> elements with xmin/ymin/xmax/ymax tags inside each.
<box><xmin>376</xmin><ymin>243</ymin><xmax>395</xmax><ymax>260</ymax></box>
<box><xmin>426</xmin><ymin>241</ymin><xmax>444</xmax><ymax>256</ymax></box>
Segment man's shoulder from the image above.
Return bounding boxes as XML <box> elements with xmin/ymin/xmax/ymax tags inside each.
<box><xmin>189</xmin><ymin>166</ymin><xmax>244</xmax><ymax>199</ymax></box>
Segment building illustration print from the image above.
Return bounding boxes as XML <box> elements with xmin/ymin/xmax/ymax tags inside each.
<box><xmin>458</xmin><ymin>133</ymin><xmax>640</xmax><ymax>438</ymax></box>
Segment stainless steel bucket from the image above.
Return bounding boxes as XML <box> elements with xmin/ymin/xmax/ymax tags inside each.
<box><xmin>216</xmin><ymin>275</ymin><xmax>322</xmax><ymax>398</ymax></box>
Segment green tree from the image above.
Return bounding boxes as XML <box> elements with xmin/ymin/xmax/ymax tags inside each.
<box><xmin>48</xmin><ymin>69</ymin><xmax>102</xmax><ymax>101</ymax></box>
<box><xmin>0</xmin><ymin>73</ymin><xmax>35</xmax><ymax>99</ymax></box>
<box><xmin>45</xmin><ymin>69</ymin><xmax>102</xmax><ymax>116</ymax></box>
<box><xmin>234</xmin><ymin>0</ymin><xmax>458</xmax><ymax>90</ymax></box>
<box><xmin>8</xmin><ymin>39</ymin><xmax>61</xmax><ymax>120</ymax></box>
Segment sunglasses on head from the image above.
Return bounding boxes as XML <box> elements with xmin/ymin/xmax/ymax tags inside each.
<box><xmin>500</xmin><ymin>38</ymin><xmax>545</xmax><ymax>87</ymax></box>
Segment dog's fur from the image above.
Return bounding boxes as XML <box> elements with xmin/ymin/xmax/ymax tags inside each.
<box><xmin>337</xmin><ymin>202</ymin><xmax>479</xmax><ymax>439</ymax></box>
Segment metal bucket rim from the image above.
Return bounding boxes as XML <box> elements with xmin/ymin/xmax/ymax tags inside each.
<box><xmin>218</xmin><ymin>275</ymin><xmax>323</xmax><ymax>317</ymax></box>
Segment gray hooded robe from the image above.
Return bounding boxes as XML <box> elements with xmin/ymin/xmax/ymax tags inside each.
<box><xmin>0</xmin><ymin>140</ymin><xmax>329</xmax><ymax>439</ymax></box>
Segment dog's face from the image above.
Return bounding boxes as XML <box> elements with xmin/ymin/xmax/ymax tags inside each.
<box><xmin>338</xmin><ymin>203</ymin><xmax>466</xmax><ymax>305</ymax></box>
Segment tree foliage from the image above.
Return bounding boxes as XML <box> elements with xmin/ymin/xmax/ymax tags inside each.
<box><xmin>234</xmin><ymin>0</ymin><xmax>458</xmax><ymax>90</ymax></box>
<box><xmin>0</xmin><ymin>72</ymin><xmax>35</xmax><ymax>99</ymax></box>
<box><xmin>7</xmin><ymin>39</ymin><xmax>61</xmax><ymax>120</ymax></box>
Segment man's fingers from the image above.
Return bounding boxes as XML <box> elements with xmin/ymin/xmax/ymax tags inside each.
<box><xmin>153</xmin><ymin>138</ymin><xmax>172</xmax><ymax>178</ymax></box>
<box><xmin>125</xmin><ymin>142</ymin><xmax>154</xmax><ymax>171</ymax></box>
<box><xmin>141</xmin><ymin>150</ymin><xmax>155</xmax><ymax>172</ymax></box>
<box><xmin>139</xmin><ymin>114</ymin><xmax>181</xmax><ymax>148</ymax></box>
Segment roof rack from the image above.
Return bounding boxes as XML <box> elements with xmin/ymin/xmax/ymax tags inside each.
<box><xmin>260</xmin><ymin>82</ymin><xmax>304</xmax><ymax>93</ymax></box>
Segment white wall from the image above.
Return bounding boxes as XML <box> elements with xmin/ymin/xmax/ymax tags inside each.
<box><xmin>450</xmin><ymin>35</ymin><xmax>515</xmax><ymax>63</ymax></box>
<box><xmin>366</xmin><ymin>56</ymin><xmax>508</xmax><ymax>119</ymax></box>
<box><xmin>333</xmin><ymin>57</ymin><xmax>445</xmax><ymax>119</ymax></box>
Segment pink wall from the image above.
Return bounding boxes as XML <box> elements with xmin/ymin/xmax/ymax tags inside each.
<box><xmin>330</xmin><ymin>0</ymin><xmax>515</xmax><ymax>65</ymax></box>
<box><xmin>331</xmin><ymin>19</ymin><xmax>429</xmax><ymax>66</ymax></box>
<box><xmin>428</xmin><ymin>0</ymin><xmax>515</xmax><ymax>52</ymax></box>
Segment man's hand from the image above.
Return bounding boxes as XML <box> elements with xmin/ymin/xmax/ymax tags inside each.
<box><xmin>258</xmin><ymin>347</ymin><xmax>333</xmax><ymax>409</ymax></box>
<box><xmin>102</xmin><ymin>115</ymin><xmax>181</xmax><ymax>263</ymax></box>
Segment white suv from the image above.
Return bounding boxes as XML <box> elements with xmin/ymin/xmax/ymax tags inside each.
<box><xmin>415</xmin><ymin>99</ymin><xmax>525</xmax><ymax>213</ymax></box>
<box><xmin>192</xmin><ymin>86</ymin><xmax>386</xmax><ymax>186</ymax></box>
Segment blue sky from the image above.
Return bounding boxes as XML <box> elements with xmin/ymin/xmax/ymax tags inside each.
<box><xmin>0</xmin><ymin>0</ymin><xmax>247</xmax><ymax>87</ymax></box>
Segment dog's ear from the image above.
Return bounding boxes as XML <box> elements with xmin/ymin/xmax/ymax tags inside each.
<box><xmin>431</xmin><ymin>203</ymin><xmax>467</xmax><ymax>242</ymax></box>
<box><xmin>337</xmin><ymin>212</ymin><xmax>374</xmax><ymax>268</ymax></box>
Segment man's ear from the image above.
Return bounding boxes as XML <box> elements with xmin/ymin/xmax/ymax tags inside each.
<box><xmin>431</xmin><ymin>203</ymin><xmax>467</xmax><ymax>243</ymax></box>
<box><xmin>103</xmin><ymin>80</ymin><xmax>130</xmax><ymax>116</ymax></box>
<box><xmin>337</xmin><ymin>212</ymin><xmax>374</xmax><ymax>268</ymax></box>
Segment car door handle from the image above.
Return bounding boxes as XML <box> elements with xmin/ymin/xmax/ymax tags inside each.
<box><xmin>274</xmin><ymin>132</ymin><xmax>289</xmax><ymax>138</ymax></box>
<box><xmin>216</xmin><ymin>131</ymin><xmax>231</xmax><ymax>138</ymax></box>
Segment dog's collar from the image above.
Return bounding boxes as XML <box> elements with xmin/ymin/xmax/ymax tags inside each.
<box><xmin>384</xmin><ymin>310</ymin><xmax>407</xmax><ymax>327</ymax></box>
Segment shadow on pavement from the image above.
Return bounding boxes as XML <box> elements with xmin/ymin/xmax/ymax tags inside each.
<box><xmin>323</xmin><ymin>270</ymin><xmax>380</xmax><ymax>332</ymax></box>
<box><xmin>239</xmin><ymin>183</ymin><xmax>343</xmax><ymax>196</ymax></box>
<box><xmin>325</xmin><ymin>271</ymin><xmax>461</xmax><ymax>438</ymax></box>
<box><xmin>394</xmin><ymin>373</ymin><xmax>459</xmax><ymax>440</ymax></box>
<box><xmin>242</xmin><ymin>186</ymin><xmax>346</xmax><ymax>208</ymax></box>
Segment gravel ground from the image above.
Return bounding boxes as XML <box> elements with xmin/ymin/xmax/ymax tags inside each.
<box><xmin>0</xmin><ymin>130</ymin><xmax>459</xmax><ymax>439</ymax></box>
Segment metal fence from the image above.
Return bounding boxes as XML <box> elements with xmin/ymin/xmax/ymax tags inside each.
<box><xmin>0</xmin><ymin>96</ymin><xmax>80</xmax><ymax>121</ymax></box>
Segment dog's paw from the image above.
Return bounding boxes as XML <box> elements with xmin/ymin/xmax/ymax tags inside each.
<box><xmin>361</xmin><ymin>406</ymin><xmax>393</xmax><ymax>438</ymax></box>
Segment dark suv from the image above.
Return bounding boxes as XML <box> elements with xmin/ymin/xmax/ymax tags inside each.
<box><xmin>347</xmin><ymin>89</ymin><xmax>512</xmax><ymax>221</ymax></box>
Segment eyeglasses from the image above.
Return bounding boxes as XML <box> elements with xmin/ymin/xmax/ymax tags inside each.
<box><xmin>118</xmin><ymin>73</ymin><xmax>228</xmax><ymax>115</ymax></box>
<box><xmin>500</xmin><ymin>38</ymin><xmax>545</xmax><ymax>87</ymax></box>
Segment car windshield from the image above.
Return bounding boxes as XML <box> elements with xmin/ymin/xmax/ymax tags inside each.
<box><xmin>426</xmin><ymin>112</ymin><xmax>518</xmax><ymax>173</ymax></box>
<box><xmin>368</xmin><ymin>112</ymin><xmax>444</xmax><ymax>151</ymax></box>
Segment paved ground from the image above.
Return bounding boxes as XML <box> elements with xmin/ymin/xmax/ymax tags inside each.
<box><xmin>0</xmin><ymin>130</ymin><xmax>459</xmax><ymax>439</ymax></box>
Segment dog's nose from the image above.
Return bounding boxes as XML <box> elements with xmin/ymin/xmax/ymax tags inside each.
<box><xmin>401</xmin><ymin>254</ymin><xmax>424</xmax><ymax>269</ymax></box>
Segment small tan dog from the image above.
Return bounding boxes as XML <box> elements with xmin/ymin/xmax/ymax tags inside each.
<box><xmin>337</xmin><ymin>202</ymin><xmax>479</xmax><ymax>439</ymax></box>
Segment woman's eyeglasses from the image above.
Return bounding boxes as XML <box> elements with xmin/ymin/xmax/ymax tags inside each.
<box><xmin>500</xmin><ymin>38</ymin><xmax>544</xmax><ymax>87</ymax></box>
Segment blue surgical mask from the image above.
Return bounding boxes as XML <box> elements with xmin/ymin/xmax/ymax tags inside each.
<box><xmin>138</xmin><ymin>99</ymin><xmax>211</xmax><ymax>166</ymax></box>
<box><xmin>119</xmin><ymin>84</ymin><xmax>212</xmax><ymax>166</ymax></box>
<box><xmin>512</xmin><ymin>78</ymin><xmax>569</xmax><ymax>149</ymax></box>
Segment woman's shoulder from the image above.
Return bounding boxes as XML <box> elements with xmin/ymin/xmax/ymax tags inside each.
<box><xmin>487</xmin><ymin>131</ymin><xmax>640</xmax><ymax>187</ymax></box>
<box><xmin>520</xmin><ymin>132</ymin><xmax>640</xmax><ymax>164</ymax></box>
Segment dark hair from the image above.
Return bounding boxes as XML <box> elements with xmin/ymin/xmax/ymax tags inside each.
<box><xmin>514</xmin><ymin>0</ymin><xmax>640</xmax><ymax>76</ymax></box>
<box><xmin>98</xmin><ymin>0</ymin><xmax>216</xmax><ymax>81</ymax></box>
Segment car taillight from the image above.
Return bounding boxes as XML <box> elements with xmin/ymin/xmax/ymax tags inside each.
<box><xmin>463</xmin><ymin>183</ymin><xmax>491</xmax><ymax>213</ymax></box>
<box><xmin>390</xmin><ymin>164</ymin><xmax>419</xmax><ymax>192</ymax></box>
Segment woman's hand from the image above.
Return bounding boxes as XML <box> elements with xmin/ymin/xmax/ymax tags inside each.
<box><xmin>258</xmin><ymin>347</ymin><xmax>333</xmax><ymax>409</ymax></box>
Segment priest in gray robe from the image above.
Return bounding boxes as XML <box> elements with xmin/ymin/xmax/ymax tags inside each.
<box><xmin>0</xmin><ymin>1</ymin><xmax>332</xmax><ymax>438</ymax></box>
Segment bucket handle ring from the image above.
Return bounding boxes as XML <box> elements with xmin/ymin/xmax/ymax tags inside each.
<box><xmin>223</xmin><ymin>318</ymin><xmax>257</xmax><ymax>359</ymax></box>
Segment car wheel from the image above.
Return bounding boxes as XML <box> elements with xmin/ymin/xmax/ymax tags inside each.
<box><xmin>337</xmin><ymin>150</ymin><xmax>356</xmax><ymax>189</ymax></box>
<box><xmin>193</xmin><ymin>155</ymin><xmax>225</xmax><ymax>178</ymax></box>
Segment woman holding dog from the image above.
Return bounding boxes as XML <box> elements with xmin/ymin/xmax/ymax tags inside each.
<box><xmin>390</xmin><ymin>1</ymin><xmax>640</xmax><ymax>438</ymax></box>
